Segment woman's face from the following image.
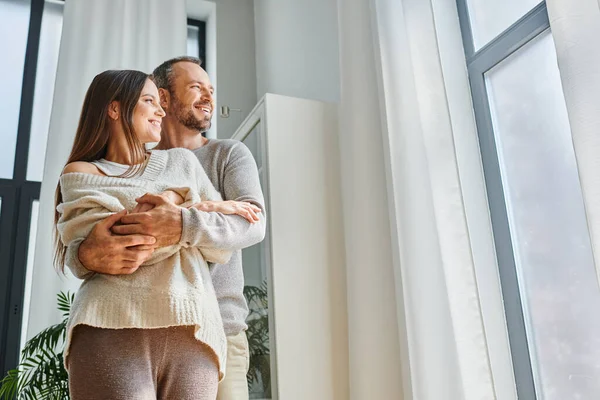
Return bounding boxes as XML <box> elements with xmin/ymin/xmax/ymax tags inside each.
<box><xmin>132</xmin><ymin>79</ymin><xmax>165</xmax><ymax>143</ymax></box>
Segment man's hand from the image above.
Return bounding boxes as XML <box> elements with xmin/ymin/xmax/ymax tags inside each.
<box><xmin>79</xmin><ymin>210</ymin><xmax>157</xmax><ymax>275</ymax></box>
<box><xmin>192</xmin><ymin>200</ymin><xmax>261</xmax><ymax>223</ymax></box>
<box><xmin>111</xmin><ymin>193</ymin><xmax>183</xmax><ymax>248</ymax></box>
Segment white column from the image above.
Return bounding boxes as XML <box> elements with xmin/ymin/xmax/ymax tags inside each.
<box><xmin>27</xmin><ymin>0</ymin><xmax>187</xmax><ymax>339</ymax></box>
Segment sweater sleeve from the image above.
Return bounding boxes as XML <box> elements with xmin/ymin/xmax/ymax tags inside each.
<box><xmin>176</xmin><ymin>150</ymin><xmax>233</xmax><ymax>265</ymax></box>
<box><xmin>57</xmin><ymin>178</ymin><xmax>123</xmax><ymax>279</ymax></box>
<box><xmin>57</xmin><ymin>174</ymin><xmax>189</xmax><ymax>277</ymax></box>
<box><xmin>65</xmin><ymin>239</ymin><xmax>94</xmax><ymax>279</ymax></box>
<box><xmin>179</xmin><ymin>142</ymin><xmax>267</xmax><ymax>251</ymax></box>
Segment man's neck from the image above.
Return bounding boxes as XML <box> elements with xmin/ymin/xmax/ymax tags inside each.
<box><xmin>157</xmin><ymin>118</ymin><xmax>208</xmax><ymax>151</ymax></box>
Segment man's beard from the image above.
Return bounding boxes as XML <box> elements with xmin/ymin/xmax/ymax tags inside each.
<box><xmin>171</xmin><ymin>95</ymin><xmax>212</xmax><ymax>133</ymax></box>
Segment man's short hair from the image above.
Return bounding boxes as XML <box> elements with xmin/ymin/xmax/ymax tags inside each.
<box><xmin>152</xmin><ymin>56</ymin><xmax>203</xmax><ymax>92</ymax></box>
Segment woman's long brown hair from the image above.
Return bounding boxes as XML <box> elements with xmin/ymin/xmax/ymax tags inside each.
<box><xmin>54</xmin><ymin>70</ymin><xmax>150</xmax><ymax>273</ymax></box>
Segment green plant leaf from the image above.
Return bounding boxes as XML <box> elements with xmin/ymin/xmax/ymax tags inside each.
<box><xmin>244</xmin><ymin>280</ymin><xmax>271</xmax><ymax>392</ymax></box>
<box><xmin>0</xmin><ymin>369</ymin><xmax>19</xmax><ymax>400</ymax></box>
<box><xmin>0</xmin><ymin>292</ymin><xmax>71</xmax><ymax>400</ymax></box>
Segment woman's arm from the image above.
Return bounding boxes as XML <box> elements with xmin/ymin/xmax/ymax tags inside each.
<box><xmin>58</xmin><ymin>163</ymin><xmax>156</xmax><ymax>276</ymax></box>
<box><xmin>132</xmin><ymin>189</ymin><xmax>185</xmax><ymax>213</ymax></box>
<box><xmin>179</xmin><ymin>143</ymin><xmax>267</xmax><ymax>251</ymax></box>
<box><xmin>191</xmin><ymin>200</ymin><xmax>261</xmax><ymax>223</ymax></box>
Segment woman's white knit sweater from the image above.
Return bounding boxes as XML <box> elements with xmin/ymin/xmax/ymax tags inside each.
<box><xmin>57</xmin><ymin>148</ymin><xmax>232</xmax><ymax>378</ymax></box>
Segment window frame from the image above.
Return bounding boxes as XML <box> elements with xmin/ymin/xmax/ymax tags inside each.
<box><xmin>0</xmin><ymin>0</ymin><xmax>44</xmax><ymax>376</ymax></box>
<box><xmin>455</xmin><ymin>2</ymin><xmax>550</xmax><ymax>399</ymax></box>
<box><xmin>187</xmin><ymin>18</ymin><xmax>207</xmax><ymax>70</ymax></box>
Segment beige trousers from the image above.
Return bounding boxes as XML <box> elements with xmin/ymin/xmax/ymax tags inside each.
<box><xmin>216</xmin><ymin>331</ymin><xmax>250</xmax><ymax>400</ymax></box>
<box><xmin>68</xmin><ymin>325</ymin><xmax>219</xmax><ymax>400</ymax></box>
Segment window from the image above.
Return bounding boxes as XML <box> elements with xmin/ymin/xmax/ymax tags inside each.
<box><xmin>0</xmin><ymin>0</ymin><xmax>31</xmax><ymax>180</ymax></box>
<box><xmin>238</xmin><ymin>121</ymin><xmax>273</xmax><ymax>399</ymax></box>
<box><xmin>187</xmin><ymin>25</ymin><xmax>200</xmax><ymax>58</ymax></box>
<box><xmin>26</xmin><ymin>0</ymin><xmax>63</xmax><ymax>182</ymax></box>
<box><xmin>457</xmin><ymin>2</ymin><xmax>600</xmax><ymax>399</ymax></box>
<box><xmin>187</xmin><ymin>18</ymin><xmax>206</xmax><ymax>70</ymax></box>
<box><xmin>465</xmin><ymin>0</ymin><xmax>541</xmax><ymax>50</ymax></box>
<box><xmin>19</xmin><ymin>200</ymin><xmax>40</xmax><ymax>356</ymax></box>
<box><xmin>187</xmin><ymin>18</ymin><xmax>212</xmax><ymax>138</ymax></box>
<box><xmin>0</xmin><ymin>0</ymin><xmax>63</xmax><ymax>376</ymax></box>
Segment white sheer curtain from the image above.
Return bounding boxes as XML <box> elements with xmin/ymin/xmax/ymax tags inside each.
<box><xmin>26</xmin><ymin>0</ymin><xmax>187</xmax><ymax>340</ymax></box>
<box><xmin>546</xmin><ymin>0</ymin><xmax>600</xmax><ymax>282</ymax></box>
<box><xmin>338</xmin><ymin>0</ymin><xmax>511</xmax><ymax>398</ymax></box>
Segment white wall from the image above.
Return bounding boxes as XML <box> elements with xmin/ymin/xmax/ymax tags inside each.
<box><xmin>215</xmin><ymin>0</ymin><xmax>257</xmax><ymax>138</ymax></box>
<box><xmin>254</xmin><ymin>0</ymin><xmax>341</xmax><ymax>103</ymax></box>
<box><xmin>190</xmin><ymin>0</ymin><xmax>258</xmax><ymax>139</ymax></box>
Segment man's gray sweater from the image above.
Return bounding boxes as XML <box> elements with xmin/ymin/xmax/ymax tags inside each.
<box><xmin>189</xmin><ymin>138</ymin><xmax>266</xmax><ymax>336</ymax></box>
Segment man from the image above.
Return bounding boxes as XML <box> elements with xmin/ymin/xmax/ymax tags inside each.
<box><xmin>71</xmin><ymin>57</ymin><xmax>266</xmax><ymax>400</ymax></box>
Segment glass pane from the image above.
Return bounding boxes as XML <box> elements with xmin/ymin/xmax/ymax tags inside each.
<box><xmin>26</xmin><ymin>1</ymin><xmax>63</xmax><ymax>182</ymax></box>
<box><xmin>0</xmin><ymin>0</ymin><xmax>31</xmax><ymax>179</ymax></box>
<box><xmin>486</xmin><ymin>30</ymin><xmax>600</xmax><ymax>399</ymax></box>
<box><xmin>187</xmin><ymin>25</ymin><xmax>200</xmax><ymax>58</ymax></box>
<box><xmin>466</xmin><ymin>0</ymin><xmax>541</xmax><ymax>50</ymax></box>
<box><xmin>244</xmin><ymin>123</ymin><xmax>262</xmax><ymax>169</ymax></box>
<box><xmin>243</xmin><ymin>244</ymin><xmax>272</xmax><ymax>399</ymax></box>
<box><xmin>19</xmin><ymin>200</ymin><xmax>39</xmax><ymax>357</ymax></box>
<box><xmin>242</xmin><ymin>127</ymin><xmax>271</xmax><ymax>399</ymax></box>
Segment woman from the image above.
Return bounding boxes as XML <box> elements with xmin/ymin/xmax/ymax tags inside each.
<box><xmin>54</xmin><ymin>69</ymin><xmax>254</xmax><ymax>400</ymax></box>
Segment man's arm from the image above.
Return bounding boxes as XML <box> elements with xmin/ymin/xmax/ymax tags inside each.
<box><xmin>114</xmin><ymin>142</ymin><xmax>266</xmax><ymax>250</ymax></box>
<box><xmin>179</xmin><ymin>142</ymin><xmax>267</xmax><ymax>249</ymax></box>
<box><xmin>73</xmin><ymin>210</ymin><xmax>157</xmax><ymax>276</ymax></box>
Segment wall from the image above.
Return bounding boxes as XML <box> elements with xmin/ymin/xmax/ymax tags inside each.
<box><xmin>254</xmin><ymin>0</ymin><xmax>341</xmax><ymax>103</ymax></box>
<box><xmin>215</xmin><ymin>0</ymin><xmax>258</xmax><ymax>138</ymax></box>
<box><xmin>190</xmin><ymin>0</ymin><xmax>258</xmax><ymax>139</ymax></box>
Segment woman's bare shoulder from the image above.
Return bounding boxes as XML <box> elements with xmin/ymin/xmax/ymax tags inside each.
<box><xmin>62</xmin><ymin>161</ymin><xmax>103</xmax><ymax>176</ymax></box>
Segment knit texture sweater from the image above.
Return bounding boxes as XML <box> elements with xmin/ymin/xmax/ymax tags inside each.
<box><xmin>57</xmin><ymin>148</ymin><xmax>231</xmax><ymax>378</ymax></box>
<box><xmin>67</xmin><ymin>139</ymin><xmax>268</xmax><ymax>336</ymax></box>
<box><xmin>192</xmin><ymin>139</ymin><xmax>267</xmax><ymax>336</ymax></box>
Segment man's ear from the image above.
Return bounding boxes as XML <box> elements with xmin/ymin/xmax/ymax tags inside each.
<box><xmin>158</xmin><ymin>88</ymin><xmax>170</xmax><ymax>111</ymax></box>
<box><xmin>107</xmin><ymin>101</ymin><xmax>120</xmax><ymax>120</ymax></box>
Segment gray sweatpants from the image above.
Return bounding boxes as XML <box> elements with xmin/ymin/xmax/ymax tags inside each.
<box><xmin>68</xmin><ymin>325</ymin><xmax>219</xmax><ymax>400</ymax></box>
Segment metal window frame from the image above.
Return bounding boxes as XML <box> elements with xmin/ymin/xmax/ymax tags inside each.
<box><xmin>0</xmin><ymin>0</ymin><xmax>45</xmax><ymax>376</ymax></box>
<box><xmin>187</xmin><ymin>18</ymin><xmax>207</xmax><ymax>70</ymax></box>
<box><xmin>2</xmin><ymin>183</ymin><xmax>40</xmax><ymax>372</ymax></box>
<box><xmin>0</xmin><ymin>187</ymin><xmax>18</xmax><ymax>367</ymax></box>
<box><xmin>455</xmin><ymin>2</ymin><xmax>550</xmax><ymax>399</ymax></box>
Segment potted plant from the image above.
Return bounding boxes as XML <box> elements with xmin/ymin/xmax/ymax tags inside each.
<box><xmin>3</xmin><ymin>284</ymin><xmax>273</xmax><ymax>399</ymax></box>
<box><xmin>0</xmin><ymin>292</ymin><xmax>73</xmax><ymax>400</ymax></box>
<box><xmin>244</xmin><ymin>281</ymin><xmax>271</xmax><ymax>398</ymax></box>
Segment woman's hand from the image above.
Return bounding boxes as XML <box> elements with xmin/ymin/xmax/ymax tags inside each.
<box><xmin>192</xmin><ymin>201</ymin><xmax>262</xmax><ymax>223</ymax></box>
<box><xmin>132</xmin><ymin>190</ymin><xmax>185</xmax><ymax>213</ymax></box>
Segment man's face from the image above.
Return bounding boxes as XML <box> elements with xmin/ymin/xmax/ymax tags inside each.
<box><xmin>167</xmin><ymin>62</ymin><xmax>215</xmax><ymax>133</ymax></box>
